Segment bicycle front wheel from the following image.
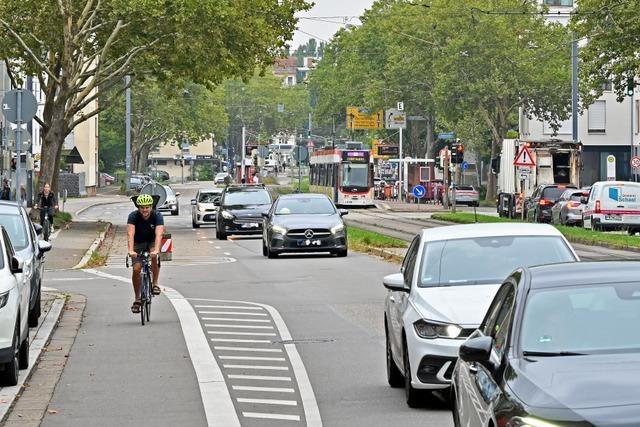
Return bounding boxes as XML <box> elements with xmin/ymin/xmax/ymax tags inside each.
<box><xmin>43</xmin><ymin>219</ymin><xmax>51</xmax><ymax>241</ymax></box>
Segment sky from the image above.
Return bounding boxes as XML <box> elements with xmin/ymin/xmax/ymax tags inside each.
<box><xmin>291</xmin><ymin>0</ymin><xmax>376</xmax><ymax>49</ymax></box>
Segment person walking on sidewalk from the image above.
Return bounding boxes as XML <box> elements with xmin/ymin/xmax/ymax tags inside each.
<box><xmin>0</xmin><ymin>179</ymin><xmax>10</xmax><ymax>200</ymax></box>
<box><xmin>127</xmin><ymin>194</ymin><xmax>164</xmax><ymax>314</ymax></box>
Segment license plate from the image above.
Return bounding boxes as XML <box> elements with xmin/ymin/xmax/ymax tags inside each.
<box><xmin>242</xmin><ymin>222</ymin><xmax>259</xmax><ymax>228</ymax></box>
<box><xmin>605</xmin><ymin>214</ymin><xmax>622</xmax><ymax>221</ymax></box>
<box><xmin>297</xmin><ymin>239</ymin><xmax>322</xmax><ymax>247</ymax></box>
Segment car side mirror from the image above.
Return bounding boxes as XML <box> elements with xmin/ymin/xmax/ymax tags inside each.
<box><xmin>191</xmin><ymin>199</ymin><xmax>197</xmax><ymax>205</ymax></box>
<box><xmin>459</xmin><ymin>335</ymin><xmax>493</xmax><ymax>364</ymax></box>
<box><xmin>10</xmin><ymin>256</ymin><xmax>23</xmax><ymax>274</ymax></box>
<box><xmin>175</xmin><ymin>192</ymin><xmax>181</xmax><ymax>197</ymax></box>
<box><xmin>34</xmin><ymin>223</ymin><xmax>43</xmax><ymax>236</ymax></box>
<box><xmin>261</xmin><ymin>212</ymin><xmax>269</xmax><ymax>218</ymax></box>
<box><xmin>339</xmin><ymin>209</ymin><xmax>349</xmax><ymax>216</ymax></box>
<box><xmin>38</xmin><ymin>240</ymin><xmax>52</xmax><ymax>253</ymax></box>
<box><xmin>580</xmin><ymin>197</ymin><xmax>587</xmax><ymax>204</ymax></box>
<box><xmin>213</xmin><ymin>198</ymin><xmax>221</xmax><ymax>206</ymax></box>
<box><xmin>383</xmin><ymin>273</ymin><xmax>409</xmax><ymax>292</ymax></box>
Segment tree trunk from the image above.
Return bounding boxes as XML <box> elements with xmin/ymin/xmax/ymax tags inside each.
<box><xmin>485</xmin><ymin>140</ymin><xmax>500</xmax><ymax>201</ymax></box>
<box><xmin>137</xmin><ymin>144</ymin><xmax>151</xmax><ymax>172</ymax></box>
<box><xmin>40</xmin><ymin>117</ymin><xmax>67</xmax><ymax>195</ymax></box>
<box><xmin>425</xmin><ymin>112</ymin><xmax>437</xmax><ymax>159</ymax></box>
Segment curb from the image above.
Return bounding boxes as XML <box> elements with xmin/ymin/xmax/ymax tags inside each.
<box><xmin>74</xmin><ymin>197</ymin><xmax>128</xmax><ymax>217</ymax></box>
<box><xmin>0</xmin><ymin>293</ymin><xmax>66</xmax><ymax>423</ymax></box>
<box><xmin>72</xmin><ymin>222</ymin><xmax>112</xmax><ymax>269</ymax></box>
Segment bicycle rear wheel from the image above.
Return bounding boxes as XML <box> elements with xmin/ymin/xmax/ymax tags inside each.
<box><xmin>43</xmin><ymin>218</ymin><xmax>51</xmax><ymax>241</ymax></box>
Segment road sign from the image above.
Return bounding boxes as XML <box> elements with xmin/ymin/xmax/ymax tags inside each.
<box><xmin>513</xmin><ymin>145</ymin><xmax>536</xmax><ymax>167</ymax></box>
<box><xmin>438</xmin><ymin>132</ymin><xmax>456</xmax><ymax>141</ymax></box>
<box><xmin>517</xmin><ymin>166</ymin><xmax>531</xmax><ymax>174</ymax></box>
<box><xmin>461</xmin><ymin>161</ymin><xmax>469</xmax><ymax>170</ymax></box>
<box><xmin>412</xmin><ymin>185</ymin><xmax>426</xmax><ymax>199</ymax></box>
<box><xmin>385</xmin><ymin>109</ymin><xmax>406</xmax><ymax>129</ymax></box>
<box><xmin>1</xmin><ymin>89</ymin><xmax>38</xmax><ymax>124</ymax></box>
<box><xmin>606</xmin><ymin>154</ymin><xmax>616</xmax><ymax>181</ymax></box>
<box><xmin>292</xmin><ymin>145</ymin><xmax>308</xmax><ymax>162</ymax></box>
<box><xmin>631</xmin><ymin>156</ymin><xmax>640</xmax><ymax>169</ymax></box>
<box><xmin>346</xmin><ymin>106</ymin><xmax>384</xmax><ymax>130</ymax></box>
<box><xmin>397</xmin><ymin>102</ymin><xmax>404</xmax><ymax>111</ymax></box>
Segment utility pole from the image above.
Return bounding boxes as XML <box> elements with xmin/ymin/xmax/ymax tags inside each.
<box><xmin>241</xmin><ymin>126</ymin><xmax>246</xmax><ymax>182</ymax></box>
<box><xmin>630</xmin><ymin>82</ymin><xmax>636</xmax><ymax>181</ymax></box>
<box><xmin>398</xmin><ymin>126</ymin><xmax>403</xmax><ymax>202</ymax></box>
<box><xmin>15</xmin><ymin>89</ymin><xmax>22</xmax><ymax>203</ymax></box>
<box><xmin>571</xmin><ymin>39</ymin><xmax>578</xmax><ymax>143</ymax></box>
<box><xmin>125</xmin><ymin>75</ymin><xmax>132</xmax><ymax>193</ymax></box>
<box><xmin>26</xmin><ymin>76</ymin><xmax>33</xmax><ymax>207</ymax></box>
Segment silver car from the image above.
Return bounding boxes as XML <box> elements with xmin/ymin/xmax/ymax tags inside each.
<box><xmin>551</xmin><ymin>188</ymin><xmax>588</xmax><ymax>226</ymax></box>
<box><xmin>156</xmin><ymin>185</ymin><xmax>180</xmax><ymax>216</ymax></box>
<box><xmin>447</xmin><ymin>185</ymin><xmax>479</xmax><ymax>207</ymax></box>
<box><xmin>191</xmin><ymin>188</ymin><xmax>223</xmax><ymax>228</ymax></box>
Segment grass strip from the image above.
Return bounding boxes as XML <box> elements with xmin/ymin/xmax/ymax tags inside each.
<box><xmin>431</xmin><ymin>212</ymin><xmax>640</xmax><ymax>251</ymax></box>
<box><xmin>348</xmin><ymin>226</ymin><xmax>408</xmax><ymax>248</ymax></box>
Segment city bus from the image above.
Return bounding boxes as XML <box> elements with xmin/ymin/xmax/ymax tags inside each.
<box><xmin>309</xmin><ymin>148</ymin><xmax>374</xmax><ymax>207</ymax></box>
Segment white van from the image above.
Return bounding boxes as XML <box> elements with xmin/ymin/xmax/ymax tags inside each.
<box><xmin>583</xmin><ymin>181</ymin><xmax>640</xmax><ymax>232</ymax></box>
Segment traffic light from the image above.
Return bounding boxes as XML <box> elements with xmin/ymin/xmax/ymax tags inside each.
<box><xmin>627</xmin><ymin>78</ymin><xmax>635</xmax><ymax>97</ymax></box>
<box><xmin>450</xmin><ymin>140</ymin><xmax>464</xmax><ymax>164</ymax></box>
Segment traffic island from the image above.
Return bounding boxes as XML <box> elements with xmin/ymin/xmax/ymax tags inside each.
<box><xmin>348</xmin><ymin>226</ymin><xmax>407</xmax><ymax>263</ymax></box>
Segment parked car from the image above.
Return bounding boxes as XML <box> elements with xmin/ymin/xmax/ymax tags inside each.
<box><xmin>214</xmin><ymin>172</ymin><xmax>230</xmax><ymax>185</ymax></box>
<box><xmin>525</xmin><ymin>184</ymin><xmax>577</xmax><ymax>223</ymax></box>
<box><xmin>216</xmin><ymin>184</ymin><xmax>273</xmax><ymax>240</ymax></box>
<box><xmin>156</xmin><ymin>185</ymin><xmax>180</xmax><ymax>216</ymax></box>
<box><xmin>550</xmin><ymin>188</ymin><xmax>589</xmax><ymax>226</ymax></box>
<box><xmin>262</xmin><ymin>193</ymin><xmax>348</xmax><ymax>258</ymax></box>
<box><xmin>447</xmin><ymin>185</ymin><xmax>479</xmax><ymax>207</ymax></box>
<box><xmin>0</xmin><ymin>202</ymin><xmax>52</xmax><ymax>327</ymax></box>
<box><xmin>148</xmin><ymin>170</ymin><xmax>170</xmax><ymax>181</ymax></box>
<box><xmin>191</xmin><ymin>188</ymin><xmax>223</xmax><ymax>228</ymax></box>
<box><xmin>0</xmin><ymin>225</ymin><xmax>30</xmax><ymax>386</ymax></box>
<box><xmin>452</xmin><ymin>261</ymin><xmax>640</xmax><ymax>427</ymax></box>
<box><xmin>129</xmin><ymin>174</ymin><xmax>150</xmax><ymax>192</ymax></box>
<box><xmin>100</xmin><ymin>172</ymin><xmax>115</xmax><ymax>184</ymax></box>
<box><xmin>383</xmin><ymin>223</ymin><xmax>578</xmax><ymax>407</ymax></box>
<box><xmin>582</xmin><ymin>180</ymin><xmax>640</xmax><ymax>233</ymax></box>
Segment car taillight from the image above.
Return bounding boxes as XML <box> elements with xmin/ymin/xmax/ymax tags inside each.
<box><xmin>538</xmin><ymin>199</ymin><xmax>552</xmax><ymax>206</ymax></box>
<box><xmin>595</xmin><ymin>200</ymin><xmax>601</xmax><ymax>213</ymax></box>
<box><xmin>568</xmin><ymin>201</ymin><xmax>581</xmax><ymax>208</ymax></box>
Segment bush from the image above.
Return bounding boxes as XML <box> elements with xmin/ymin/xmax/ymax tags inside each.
<box><xmin>195</xmin><ymin>165</ymin><xmax>213</xmax><ymax>181</ymax></box>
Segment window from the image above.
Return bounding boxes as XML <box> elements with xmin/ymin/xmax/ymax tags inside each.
<box><xmin>601</xmin><ymin>81</ymin><xmax>613</xmax><ymax>92</ymax></box>
<box><xmin>401</xmin><ymin>236</ymin><xmax>421</xmax><ymax>286</ymax></box>
<box><xmin>588</xmin><ymin>100</ymin><xmax>606</xmax><ymax>133</ymax></box>
<box><xmin>490</xmin><ymin>286</ymin><xmax>515</xmax><ymax>357</ymax></box>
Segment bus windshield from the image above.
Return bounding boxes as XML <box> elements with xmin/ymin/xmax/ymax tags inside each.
<box><xmin>342</xmin><ymin>163</ymin><xmax>368</xmax><ymax>188</ymax></box>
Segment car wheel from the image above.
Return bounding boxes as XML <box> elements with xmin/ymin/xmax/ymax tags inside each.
<box><xmin>217</xmin><ymin>228</ymin><xmax>227</xmax><ymax>240</ymax></box>
<box><xmin>0</xmin><ymin>326</ymin><xmax>20</xmax><ymax>386</ymax></box>
<box><xmin>452</xmin><ymin>388</ymin><xmax>462</xmax><ymax>427</ymax></box>
<box><xmin>386</xmin><ymin>324</ymin><xmax>403</xmax><ymax>388</ymax></box>
<box><xmin>171</xmin><ymin>207</ymin><xmax>179</xmax><ymax>216</ymax></box>
<box><xmin>18</xmin><ymin>331</ymin><xmax>28</xmax><ymax>370</ymax></box>
<box><xmin>262</xmin><ymin>241</ymin><xmax>268</xmax><ymax>256</ymax></box>
<box><xmin>336</xmin><ymin>248</ymin><xmax>348</xmax><ymax>257</ymax></box>
<box><xmin>192</xmin><ymin>220</ymin><xmax>200</xmax><ymax>229</ymax></box>
<box><xmin>28</xmin><ymin>286</ymin><xmax>41</xmax><ymax>327</ymax></box>
<box><xmin>267</xmin><ymin>246</ymin><xmax>278</xmax><ymax>258</ymax></box>
<box><xmin>403</xmin><ymin>339</ymin><xmax>420</xmax><ymax>408</ymax></box>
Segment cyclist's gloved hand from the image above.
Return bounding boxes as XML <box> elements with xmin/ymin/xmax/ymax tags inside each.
<box><xmin>150</xmin><ymin>250</ymin><xmax>159</xmax><ymax>257</ymax></box>
<box><xmin>128</xmin><ymin>251</ymin><xmax>137</xmax><ymax>258</ymax></box>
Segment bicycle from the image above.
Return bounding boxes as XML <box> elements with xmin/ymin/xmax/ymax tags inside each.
<box><xmin>126</xmin><ymin>252</ymin><xmax>158</xmax><ymax>325</ymax></box>
<box><xmin>40</xmin><ymin>207</ymin><xmax>54</xmax><ymax>241</ymax></box>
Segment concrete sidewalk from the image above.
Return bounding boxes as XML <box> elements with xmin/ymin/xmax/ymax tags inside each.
<box><xmin>45</xmin><ymin>222</ymin><xmax>108</xmax><ymax>271</ymax></box>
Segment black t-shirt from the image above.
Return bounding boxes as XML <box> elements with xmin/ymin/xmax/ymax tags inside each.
<box><xmin>127</xmin><ymin>211</ymin><xmax>164</xmax><ymax>243</ymax></box>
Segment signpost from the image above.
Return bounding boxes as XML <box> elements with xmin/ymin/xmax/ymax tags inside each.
<box><xmin>606</xmin><ymin>154</ymin><xmax>616</xmax><ymax>181</ymax></box>
<box><xmin>346</xmin><ymin>106</ymin><xmax>384</xmax><ymax>130</ymax></box>
<box><xmin>513</xmin><ymin>145</ymin><xmax>536</xmax><ymax>167</ymax></box>
<box><xmin>631</xmin><ymin>156</ymin><xmax>640</xmax><ymax>170</ymax></box>
<box><xmin>413</xmin><ymin>184</ymin><xmax>426</xmax><ymax>209</ymax></box>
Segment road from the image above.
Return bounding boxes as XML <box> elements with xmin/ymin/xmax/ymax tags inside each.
<box><xmin>41</xmin><ymin>184</ymin><xmax>453</xmax><ymax>427</ymax></box>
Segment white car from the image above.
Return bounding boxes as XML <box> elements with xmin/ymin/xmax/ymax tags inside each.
<box><xmin>383</xmin><ymin>223</ymin><xmax>579</xmax><ymax>407</ymax></box>
<box><xmin>191</xmin><ymin>188</ymin><xmax>223</xmax><ymax>228</ymax></box>
<box><xmin>0</xmin><ymin>225</ymin><xmax>30</xmax><ymax>386</ymax></box>
<box><xmin>214</xmin><ymin>172</ymin><xmax>230</xmax><ymax>185</ymax></box>
<box><xmin>156</xmin><ymin>185</ymin><xmax>180</xmax><ymax>216</ymax></box>
<box><xmin>582</xmin><ymin>181</ymin><xmax>640</xmax><ymax>233</ymax></box>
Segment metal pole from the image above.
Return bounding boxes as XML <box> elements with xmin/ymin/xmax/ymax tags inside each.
<box><xmin>241</xmin><ymin>126</ymin><xmax>246</xmax><ymax>182</ymax></box>
<box><xmin>125</xmin><ymin>75</ymin><xmax>132</xmax><ymax>193</ymax></box>
<box><xmin>15</xmin><ymin>89</ymin><xmax>22</xmax><ymax>203</ymax></box>
<box><xmin>631</xmin><ymin>90</ymin><xmax>635</xmax><ymax>181</ymax></box>
<box><xmin>571</xmin><ymin>39</ymin><xmax>579</xmax><ymax>142</ymax></box>
<box><xmin>26</xmin><ymin>77</ymin><xmax>33</xmax><ymax>207</ymax></box>
<box><xmin>399</xmin><ymin>126</ymin><xmax>403</xmax><ymax>201</ymax></box>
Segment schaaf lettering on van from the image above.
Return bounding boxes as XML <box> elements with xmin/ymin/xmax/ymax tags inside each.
<box><xmin>583</xmin><ymin>181</ymin><xmax>640</xmax><ymax>233</ymax></box>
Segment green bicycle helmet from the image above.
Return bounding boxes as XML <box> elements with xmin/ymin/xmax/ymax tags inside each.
<box><xmin>136</xmin><ymin>194</ymin><xmax>154</xmax><ymax>206</ymax></box>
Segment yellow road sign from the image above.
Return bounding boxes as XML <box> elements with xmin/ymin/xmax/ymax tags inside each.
<box><xmin>347</xmin><ymin>106</ymin><xmax>384</xmax><ymax>130</ymax></box>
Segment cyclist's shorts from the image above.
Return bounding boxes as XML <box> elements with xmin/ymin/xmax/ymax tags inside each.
<box><xmin>131</xmin><ymin>242</ymin><xmax>154</xmax><ymax>265</ymax></box>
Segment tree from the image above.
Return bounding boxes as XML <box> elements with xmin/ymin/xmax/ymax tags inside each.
<box><xmin>0</xmin><ymin>0</ymin><xmax>310</xmax><ymax>191</ymax></box>
<box><xmin>571</xmin><ymin>0</ymin><xmax>640</xmax><ymax>103</ymax></box>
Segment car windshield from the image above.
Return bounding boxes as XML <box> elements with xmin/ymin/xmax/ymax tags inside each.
<box><xmin>418</xmin><ymin>236</ymin><xmax>575</xmax><ymax>287</ymax></box>
<box><xmin>342</xmin><ymin>163</ymin><xmax>368</xmax><ymax>187</ymax></box>
<box><xmin>224</xmin><ymin>190</ymin><xmax>271</xmax><ymax>206</ymax></box>
<box><xmin>216</xmin><ymin>173</ymin><xmax>227</xmax><ymax>179</ymax></box>
<box><xmin>521</xmin><ymin>282</ymin><xmax>640</xmax><ymax>354</ymax></box>
<box><xmin>452</xmin><ymin>186</ymin><xmax>474</xmax><ymax>191</ymax></box>
<box><xmin>0</xmin><ymin>214</ymin><xmax>29</xmax><ymax>251</ymax></box>
<box><xmin>199</xmin><ymin>192</ymin><xmax>221</xmax><ymax>203</ymax></box>
<box><xmin>275</xmin><ymin>197</ymin><xmax>335</xmax><ymax>215</ymax></box>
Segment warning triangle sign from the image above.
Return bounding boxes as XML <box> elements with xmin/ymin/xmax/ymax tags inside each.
<box><xmin>513</xmin><ymin>145</ymin><xmax>535</xmax><ymax>167</ymax></box>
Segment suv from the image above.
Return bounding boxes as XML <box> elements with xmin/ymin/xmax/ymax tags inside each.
<box><xmin>525</xmin><ymin>184</ymin><xmax>577</xmax><ymax>223</ymax></box>
<box><xmin>216</xmin><ymin>185</ymin><xmax>273</xmax><ymax>240</ymax></box>
<box><xmin>0</xmin><ymin>202</ymin><xmax>52</xmax><ymax>327</ymax></box>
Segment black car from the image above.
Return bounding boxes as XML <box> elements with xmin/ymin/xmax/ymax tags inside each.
<box><xmin>0</xmin><ymin>202</ymin><xmax>52</xmax><ymax>327</ymax></box>
<box><xmin>452</xmin><ymin>262</ymin><xmax>640</xmax><ymax>427</ymax></box>
<box><xmin>216</xmin><ymin>184</ymin><xmax>273</xmax><ymax>240</ymax></box>
<box><xmin>262</xmin><ymin>193</ymin><xmax>348</xmax><ymax>258</ymax></box>
<box><xmin>525</xmin><ymin>184</ymin><xmax>577</xmax><ymax>223</ymax></box>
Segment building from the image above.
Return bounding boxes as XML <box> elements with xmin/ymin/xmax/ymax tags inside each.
<box><xmin>273</xmin><ymin>56</ymin><xmax>319</xmax><ymax>87</ymax></box>
<box><xmin>520</xmin><ymin>0</ymin><xmax>639</xmax><ymax>184</ymax></box>
<box><xmin>148</xmin><ymin>138</ymin><xmax>219</xmax><ymax>182</ymax></box>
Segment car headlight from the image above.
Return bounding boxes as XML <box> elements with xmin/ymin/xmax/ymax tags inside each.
<box><xmin>507</xmin><ymin>417</ymin><xmax>560</xmax><ymax>427</ymax></box>
<box><xmin>221</xmin><ymin>210</ymin><xmax>234</xmax><ymax>220</ymax></box>
<box><xmin>271</xmin><ymin>225</ymin><xmax>287</xmax><ymax>235</ymax></box>
<box><xmin>0</xmin><ymin>291</ymin><xmax>9</xmax><ymax>309</ymax></box>
<box><xmin>413</xmin><ymin>319</ymin><xmax>462</xmax><ymax>339</ymax></box>
<box><xmin>330</xmin><ymin>223</ymin><xmax>345</xmax><ymax>234</ymax></box>
<box><xmin>198</xmin><ymin>205</ymin><xmax>207</xmax><ymax>212</ymax></box>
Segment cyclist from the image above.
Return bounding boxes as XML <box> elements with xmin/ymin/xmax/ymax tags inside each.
<box><xmin>127</xmin><ymin>194</ymin><xmax>164</xmax><ymax>313</ymax></box>
<box><xmin>35</xmin><ymin>183</ymin><xmax>58</xmax><ymax>231</ymax></box>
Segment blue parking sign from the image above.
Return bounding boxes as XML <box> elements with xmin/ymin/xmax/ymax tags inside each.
<box><xmin>412</xmin><ymin>185</ymin><xmax>426</xmax><ymax>199</ymax></box>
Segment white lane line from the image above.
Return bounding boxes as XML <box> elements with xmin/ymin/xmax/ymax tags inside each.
<box><xmin>223</xmin><ymin>365</ymin><xmax>289</xmax><ymax>371</ymax></box>
<box><xmin>211</xmin><ymin>338</ymin><xmax>272</xmax><ymax>343</ymax></box>
<box><xmin>224</xmin><ymin>252</ymin><xmax>231</xmax><ymax>256</ymax></box>
<box><xmin>48</xmin><ymin>277</ymin><xmax>105</xmax><ymax>281</ymax></box>
<box><xmin>199</xmin><ymin>311</ymin><xmax>267</xmax><ymax>316</ymax></box>
<box><xmin>227</xmin><ymin>375</ymin><xmax>292</xmax><ymax>382</ymax></box>
<box><xmin>233</xmin><ymin>386</ymin><xmax>295</xmax><ymax>393</ymax></box>
<box><xmin>243</xmin><ymin>413</ymin><xmax>300</xmax><ymax>421</ymax></box>
<box><xmin>195</xmin><ymin>305</ymin><xmax>263</xmax><ymax>310</ymax></box>
<box><xmin>208</xmin><ymin>241</ymin><xmax>214</xmax><ymax>244</ymax></box>
<box><xmin>219</xmin><ymin>356</ymin><xmax>286</xmax><ymax>361</ymax></box>
<box><xmin>203</xmin><ymin>317</ymin><xmax>270</xmax><ymax>323</ymax></box>
<box><xmin>207</xmin><ymin>331</ymin><xmax>276</xmax><ymax>337</ymax></box>
<box><xmin>82</xmin><ymin>269</ymin><xmax>240</xmax><ymax>427</ymax></box>
<box><xmin>215</xmin><ymin>246</ymin><xmax>221</xmax><ymax>249</ymax></box>
<box><xmin>237</xmin><ymin>398</ymin><xmax>297</xmax><ymax>406</ymax></box>
<box><xmin>205</xmin><ymin>324</ymin><xmax>274</xmax><ymax>330</ymax></box>
<box><xmin>214</xmin><ymin>347</ymin><xmax>282</xmax><ymax>353</ymax></box>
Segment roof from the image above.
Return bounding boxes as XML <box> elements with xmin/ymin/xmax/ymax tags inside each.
<box><xmin>0</xmin><ymin>201</ymin><xmax>22</xmax><ymax>215</ymax></box>
<box><xmin>421</xmin><ymin>222</ymin><xmax>563</xmax><ymax>242</ymax></box>
<box><xmin>528</xmin><ymin>261</ymin><xmax>640</xmax><ymax>289</ymax></box>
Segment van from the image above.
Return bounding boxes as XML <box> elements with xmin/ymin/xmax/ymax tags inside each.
<box><xmin>583</xmin><ymin>181</ymin><xmax>640</xmax><ymax>233</ymax></box>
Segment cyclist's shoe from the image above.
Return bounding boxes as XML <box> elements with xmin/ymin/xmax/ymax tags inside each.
<box><xmin>152</xmin><ymin>285</ymin><xmax>161</xmax><ymax>295</ymax></box>
<box><xmin>131</xmin><ymin>300</ymin><xmax>141</xmax><ymax>313</ymax></box>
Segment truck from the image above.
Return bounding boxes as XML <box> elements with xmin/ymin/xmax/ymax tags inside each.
<box><xmin>493</xmin><ymin>138</ymin><xmax>582</xmax><ymax>218</ymax></box>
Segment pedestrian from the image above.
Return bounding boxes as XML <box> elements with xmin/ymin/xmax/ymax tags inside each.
<box><xmin>19</xmin><ymin>185</ymin><xmax>26</xmax><ymax>207</ymax></box>
<box><xmin>241</xmin><ymin>177</ymin><xmax>246</xmax><ymax>184</ymax></box>
<box><xmin>252</xmin><ymin>172</ymin><xmax>259</xmax><ymax>184</ymax></box>
<box><xmin>0</xmin><ymin>179</ymin><xmax>10</xmax><ymax>200</ymax></box>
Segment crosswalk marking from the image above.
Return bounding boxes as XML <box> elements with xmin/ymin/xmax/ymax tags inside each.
<box><xmin>223</xmin><ymin>365</ymin><xmax>289</xmax><ymax>371</ymax></box>
<box><xmin>227</xmin><ymin>375</ymin><xmax>291</xmax><ymax>381</ymax></box>
<box><xmin>219</xmin><ymin>356</ymin><xmax>286</xmax><ymax>361</ymax></box>
<box><xmin>202</xmin><ymin>317</ymin><xmax>270</xmax><ymax>323</ymax></box>
<box><xmin>205</xmin><ymin>324</ymin><xmax>274</xmax><ymax>330</ymax></box>
<box><xmin>232</xmin><ymin>386</ymin><xmax>294</xmax><ymax>393</ymax></box>
<box><xmin>210</xmin><ymin>338</ymin><xmax>272</xmax><ymax>343</ymax></box>
<box><xmin>214</xmin><ymin>346</ymin><xmax>282</xmax><ymax>353</ymax></box>
<box><xmin>243</xmin><ymin>412</ymin><xmax>301</xmax><ymax>421</ymax></box>
<box><xmin>195</xmin><ymin>305</ymin><xmax>263</xmax><ymax>310</ymax></box>
<box><xmin>198</xmin><ymin>311</ymin><xmax>267</xmax><ymax>316</ymax></box>
<box><xmin>207</xmin><ymin>331</ymin><xmax>276</xmax><ymax>337</ymax></box>
<box><xmin>237</xmin><ymin>398</ymin><xmax>297</xmax><ymax>406</ymax></box>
